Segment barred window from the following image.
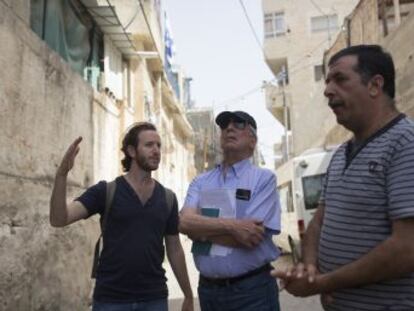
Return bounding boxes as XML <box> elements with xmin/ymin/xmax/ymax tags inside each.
<box><xmin>264</xmin><ymin>12</ymin><xmax>286</xmax><ymax>38</ymax></box>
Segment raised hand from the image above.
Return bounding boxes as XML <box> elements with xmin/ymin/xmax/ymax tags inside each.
<box><xmin>57</xmin><ymin>137</ymin><xmax>82</xmax><ymax>176</ymax></box>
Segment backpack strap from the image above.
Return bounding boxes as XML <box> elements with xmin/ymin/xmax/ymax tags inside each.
<box><xmin>91</xmin><ymin>180</ymin><xmax>117</xmax><ymax>278</ymax></box>
<box><xmin>164</xmin><ymin>187</ymin><xmax>175</xmax><ymax>214</ymax></box>
<box><xmin>102</xmin><ymin>180</ymin><xmax>117</xmax><ymax>232</ymax></box>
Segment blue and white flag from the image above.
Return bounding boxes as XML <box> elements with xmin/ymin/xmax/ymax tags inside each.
<box><xmin>164</xmin><ymin>12</ymin><xmax>175</xmax><ymax>67</ymax></box>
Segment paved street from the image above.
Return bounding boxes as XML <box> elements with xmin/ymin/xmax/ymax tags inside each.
<box><xmin>166</xmin><ymin>236</ymin><xmax>323</xmax><ymax>311</ymax></box>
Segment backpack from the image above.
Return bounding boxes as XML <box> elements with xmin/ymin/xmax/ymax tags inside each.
<box><xmin>91</xmin><ymin>180</ymin><xmax>175</xmax><ymax>278</ymax></box>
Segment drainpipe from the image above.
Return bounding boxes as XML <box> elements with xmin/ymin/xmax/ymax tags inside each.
<box><xmin>345</xmin><ymin>16</ymin><xmax>351</xmax><ymax>47</ymax></box>
<box><xmin>380</xmin><ymin>0</ymin><xmax>389</xmax><ymax>37</ymax></box>
<box><xmin>394</xmin><ymin>0</ymin><xmax>401</xmax><ymax>27</ymax></box>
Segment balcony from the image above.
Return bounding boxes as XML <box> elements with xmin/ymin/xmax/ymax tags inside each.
<box><xmin>267</xmin><ymin>57</ymin><xmax>289</xmax><ymax>79</ymax></box>
<box><xmin>263</xmin><ymin>35</ymin><xmax>290</xmax><ymax>75</ymax></box>
<box><xmin>80</xmin><ymin>0</ymin><xmax>163</xmax><ymax>59</ymax></box>
<box><xmin>264</xmin><ymin>82</ymin><xmax>290</xmax><ymax>127</ymax></box>
<box><xmin>80</xmin><ymin>0</ymin><xmax>137</xmax><ymax>55</ymax></box>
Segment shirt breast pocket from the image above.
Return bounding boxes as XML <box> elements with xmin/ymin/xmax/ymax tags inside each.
<box><xmin>236</xmin><ymin>199</ymin><xmax>250</xmax><ymax>218</ymax></box>
<box><xmin>368</xmin><ymin>160</ymin><xmax>385</xmax><ymax>175</ymax></box>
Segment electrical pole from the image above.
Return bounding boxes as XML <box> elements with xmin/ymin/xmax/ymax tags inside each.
<box><xmin>380</xmin><ymin>0</ymin><xmax>389</xmax><ymax>36</ymax></box>
<box><xmin>202</xmin><ymin>128</ymin><xmax>208</xmax><ymax>171</ymax></box>
<box><xmin>281</xmin><ymin>65</ymin><xmax>290</xmax><ymax>162</ymax></box>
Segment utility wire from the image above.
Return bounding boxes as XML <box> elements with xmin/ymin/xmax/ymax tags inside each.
<box><xmin>203</xmin><ymin>2</ymin><xmax>333</xmax><ymax>115</ymax></box>
<box><xmin>125</xmin><ymin>5</ymin><xmax>141</xmax><ymax>30</ymax></box>
<box><xmin>136</xmin><ymin>0</ymin><xmax>161</xmax><ymax>57</ymax></box>
<box><xmin>137</xmin><ymin>1</ymin><xmax>264</xmax><ymax>113</ymax></box>
<box><xmin>309</xmin><ymin>0</ymin><xmax>327</xmax><ymax>16</ymax></box>
<box><xmin>105</xmin><ymin>1</ymin><xmax>137</xmax><ymax>49</ymax></box>
<box><xmin>88</xmin><ymin>8</ymin><xmax>118</xmax><ymax>26</ymax></box>
<box><xmin>211</xmin><ymin>37</ymin><xmax>329</xmax><ymax>109</ymax></box>
<box><xmin>215</xmin><ymin>1</ymin><xmax>323</xmax><ymax>110</ymax></box>
<box><xmin>214</xmin><ymin>84</ymin><xmax>264</xmax><ymax>108</ymax></box>
<box><xmin>238</xmin><ymin>0</ymin><xmax>265</xmax><ymax>57</ymax></box>
<box><xmin>288</xmin><ymin>37</ymin><xmax>330</xmax><ymax>73</ymax></box>
<box><xmin>308</xmin><ymin>0</ymin><xmax>333</xmax><ymax>45</ymax></box>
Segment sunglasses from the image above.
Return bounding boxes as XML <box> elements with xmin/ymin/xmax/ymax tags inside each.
<box><xmin>219</xmin><ymin>119</ymin><xmax>248</xmax><ymax>130</ymax></box>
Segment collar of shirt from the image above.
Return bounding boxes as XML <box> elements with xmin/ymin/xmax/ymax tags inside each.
<box><xmin>216</xmin><ymin>158</ymin><xmax>252</xmax><ymax>179</ymax></box>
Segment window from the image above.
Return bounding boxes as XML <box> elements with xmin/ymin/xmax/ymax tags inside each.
<box><xmin>85</xmin><ymin>27</ymin><xmax>104</xmax><ymax>90</ymax></box>
<box><xmin>31</xmin><ymin>0</ymin><xmax>104</xmax><ymax>87</ymax></box>
<box><xmin>311</xmin><ymin>14</ymin><xmax>338</xmax><ymax>33</ymax></box>
<box><xmin>104</xmin><ymin>36</ymin><xmax>123</xmax><ymax>100</ymax></box>
<box><xmin>264</xmin><ymin>12</ymin><xmax>286</xmax><ymax>38</ymax></box>
<box><xmin>123</xmin><ymin>60</ymin><xmax>133</xmax><ymax>109</ymax></box>
<box><xmin>314</xmin><ymin>64</ymin><xmax>324</xmax><ymax>82</ymax></box>
<box><xmin>302</xmin><ymin>174</ymin><xmax>325</xmax><ymax>210</ymax></box>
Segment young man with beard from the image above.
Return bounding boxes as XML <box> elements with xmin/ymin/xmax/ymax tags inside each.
<box><xmin>273</xmin><ymin>45</ymin><xmax>414</xmax><ymax>310</ymax></box>
<box><xmin>50</xmin><ymin>122</ymin><xmax>193</xmax><ymax>311</ymax></box>
<box><xmin>180</xmin><ymin>111</ymin><xmax>281</xmax><ymax>311</ymax></box>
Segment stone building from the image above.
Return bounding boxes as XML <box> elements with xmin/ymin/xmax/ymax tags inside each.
<box><xmin>261</xmin><ymin>0</ymin><xmax>359</xmax><ymax>158</ymax></box>
<box><xmin>0</xmin><ymin>0</ymin><xmax>194</xmax><ymax>310</ymax></box>
<box><xmin>323</xmin><ymin>0</ymin><xmax>414</xmax><ymax>145</ymax></box>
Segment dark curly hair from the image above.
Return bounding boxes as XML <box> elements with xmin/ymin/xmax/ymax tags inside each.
<box><xmin>121</xmin><ymin>122</ymin><xmax>157</xmax><ymax>172</ymax></box>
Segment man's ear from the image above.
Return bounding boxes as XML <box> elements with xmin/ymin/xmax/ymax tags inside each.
<box><xmin>369</xmin><ymin>74</ymin><xmax>384</xmax><ymax>97</ymax></box>
<box><xmin>249</xmin><ymin>135</ymin><xmax>257</xmax><ymax>151</ymax></box>
<box><xmin>127</xmin><ymin>145</ymin><xmax>136</xmax><ymax>159</ymax></box>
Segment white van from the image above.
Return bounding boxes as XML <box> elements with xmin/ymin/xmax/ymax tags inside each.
<box><xmin>275</xmin><ymin>147</ymin><xmax>335</xmax><ymax>262</ymax></box>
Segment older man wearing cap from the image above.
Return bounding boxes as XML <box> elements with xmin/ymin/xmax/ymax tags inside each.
<box><xmin>179</xmin><ymin>110</ymin><xmax>281</xmax><ymax>311</ymax></box>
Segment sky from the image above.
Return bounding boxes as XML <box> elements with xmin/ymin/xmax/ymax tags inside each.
<box><xmin>164</xmin><ymin>0</ymin><xmax>285</xmax><ymax>169</ymax></box>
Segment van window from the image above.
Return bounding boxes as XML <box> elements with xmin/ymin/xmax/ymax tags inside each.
<box><xmin>302</xmin><ymin>174</ymin><xmax>325</xmax><ymax>210</ymax></box>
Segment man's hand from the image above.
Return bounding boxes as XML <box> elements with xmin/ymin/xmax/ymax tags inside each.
<box><xmin>284</xmin><ymin>276</ymin><xmax>320</xmax><ymax>297</ymax></box>
<box><xmin>272</xmin><ymin>264</ymin><xmax>301</xmax><ymax>290</ymax></box>
<box><xmin>272</xmin><ymin>263</ymin><xmax>333</xmax><ymax>301</ymax></box>
<box><xmin>272</xmin><ymin>262</ymin><xmax>319</xmax><ymax>287</ymax></box>
<box><xmin>292</xmin><ymin>262</ymin><xmax>318</xmax><ymax>282</ymax></box>
<box><xmin>181</xmin><ymin>296</ymin><xmax>194</xmax><ymax>311</ymax></box>
<box><xmin>57</xmin><ymin>137</ymin><xmax>82</xmax><ymax>176</ymax></box>
<box><xmin>50</xmin><ymin>136</ymin><xmax>88</xmax><ymax>227</ymax></box>
<box><xmin>272</xmin><ymin>264</ymin><xmax>319</xmax><ymax>296</ymax></box>
<box><xmin>231</xmin><ymin>219</ymin><xmax>265</xmax><ymax>248</ymax></box>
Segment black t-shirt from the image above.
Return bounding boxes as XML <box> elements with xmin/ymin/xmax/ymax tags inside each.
<box><xmin>76</xmin><ymin>176</ymin><xmax>179</xmax><ymax>303</ymax></box>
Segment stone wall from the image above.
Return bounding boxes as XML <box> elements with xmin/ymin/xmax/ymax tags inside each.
<box><xmin>323</xmin><ymin>1</ymin><xmax>414</xmax><ymax>146</ymax></box>
<box><xmin>0</xmin><ymin>1</ymin><xmax>116</xmax><ymax>309</ymax></box>
<box><xmin>0</xmin><ymin>0</ymin><xmax>197</xmax><ymax>309</ymax></box>
<box><xmin>349</xmin><ymin>0</ymin><xmax>380</xmax><ymax>45</ymax></box>
<box><xmin>383</xmin><ymin>10</ymin><xmax>414</xmax><ymax>118</ymax></box>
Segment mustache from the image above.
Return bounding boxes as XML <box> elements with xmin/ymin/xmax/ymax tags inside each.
<box><xmin>328</xmin><ymin>100</ymin><xmax>344</xmax><ymax>109</ymax></box>
<box><xmin>224</xmin><ymin>135</ymin><xmax>237</xmax><ymax>140</ymax></box>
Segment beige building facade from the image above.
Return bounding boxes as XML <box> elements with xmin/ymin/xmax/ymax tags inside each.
<box><xmin>323</xmin><ymin>0</ymin><xmax>414</xmax><ymax>145</ymax></box>
<box><xmin>0</xmin><ymin>0</ymin><xmax>194</xmax><ymax>310</ymax></box>
<box><xmin>262</xmin><ymin>0</ymin><xmax>359</xmax><ymax>158</ymax></box>
<box><xmin>186</xmin><ymin>108</ymin><xmax>222</xmax><ymax>175</ymax></box>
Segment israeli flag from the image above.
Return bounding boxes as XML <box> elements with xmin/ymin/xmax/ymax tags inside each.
<box><xmin>164</xmin><ymin>12</ymin><xmax>175</xmax><ymax>67</ymax></box>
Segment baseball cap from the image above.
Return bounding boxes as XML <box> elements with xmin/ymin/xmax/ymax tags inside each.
<box><xmin>215</xmin><ymin>111</ymin><xmax>257</xmax><ymax>130</ymax></box>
